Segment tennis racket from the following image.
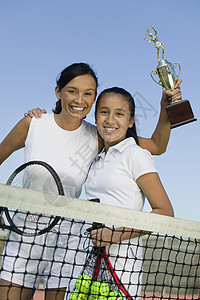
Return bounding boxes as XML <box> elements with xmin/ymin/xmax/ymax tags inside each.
<box><xmin>0</xmin><ymin>160</ymin><xmax>64</xmax><ymax>237</ymax></box>
<box><xmin>86</xmin><ymin>231</ymin><xmax>133</xmax><ymax>299</ymax></box>
<box><xmin>82</xmin><ymin>198</ymin><xmax>133</xmax><ymax>300</ymax></box>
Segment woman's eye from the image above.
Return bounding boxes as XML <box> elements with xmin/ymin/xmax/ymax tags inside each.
<box><xmin>85</xmin><ymin>92</ymin><xmax>92</xmax><ymax>96</ymax></box>
<box><xmin>68</xmin><ymin>90</ymin><xmax>75</xmax><ymax>94</ymax></box>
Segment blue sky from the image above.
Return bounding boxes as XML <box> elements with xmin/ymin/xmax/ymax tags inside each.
<box><xmin>0</xmin><ymin>0</ymin><xmax>199</xmax><ymax>222</ymax></box>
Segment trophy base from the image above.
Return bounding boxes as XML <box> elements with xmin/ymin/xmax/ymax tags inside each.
<box><xmin>166</xmin><ymin>99</ymin><xmax>197</xmax><ymax>129</ymax></box>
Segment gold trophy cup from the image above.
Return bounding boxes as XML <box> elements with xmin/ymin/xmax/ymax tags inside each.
<box><xmin>145</xmin><ymin>26</ymin><xmax>197</xmax><ymax>129</ymax></box>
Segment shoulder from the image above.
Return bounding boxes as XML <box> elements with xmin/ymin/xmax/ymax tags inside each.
<box><xmin>81</xmin><ymin>120</ymin><xmax>97</xmax><ymax>137</ymax></box>
<box><xmin>110</xmin><ymin>139</ymin><xmax>157</xmax><ymax>181</ymax></box>
<box><xmin>120</xmin><ymin>138</ymin><xmax>155</xmax><ymax>166</ymax></box>
<box><xmin>118</xmin><ymin>138</ymin><xmax>153</xmax><ymax>158</ymax></box>
<box><xmin>32</xmin><ymin>113</ymin><xmax>52</xmax><ymax>122</ymax></box>
<box><xmin>129</xmin><ymin>144</ymin><xmax>154</xmax><ymax>164</ymax></box>
<box><xmin>125</xmin><ymin>141</ymin><xmax>157</xmax><ymax>180</ymax></box>
<box><xmin>25</xmin><ymin>114</ymin><xmax>54</xmax><ymax>145</ymax></box>
<box><xmin>29</xmin><ymin>113</ymin><xmax>53</xmax><ymax>127</ymax></box>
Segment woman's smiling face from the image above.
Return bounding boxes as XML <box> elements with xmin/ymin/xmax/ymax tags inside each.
<box><xmin>55</xmin><ymin>74</ymin><xmax>97</xmax><ymax>121</ymax></box>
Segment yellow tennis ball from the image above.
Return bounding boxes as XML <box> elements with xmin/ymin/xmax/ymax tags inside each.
<box><xmin>108</xmin><ymin>291</ymin><xmax>123</xmax><ymax>300</ymax></box>
<box><xmin>98</xmin><ymin>297</ymin><xmax>108</xmax><ymax>300</ymax></box>
<box><xmin>69</xmin><ymin>290</ymin><xmax>79</xmax><ymax>300</ymax></box>
<box><xmin>90</xmin><ymin>281</ymin><xmax>101</xmax><ymax>296</ymax></box>
<box><xmin>76</xmin><ymin>275</ymin><xmax>92</xmax><ymax>293</ymax></box>
<box><xmin>77</xmin><ymin>293</ymin><xmax>88</xmax><ymax>300</ymax></box>
<box><xmin>90</xmin><ymin>295</ymin><xmax>98</xmax><ymax>300</ymax></box>
<box><xmin>88</xmin><ymin>295</ymin><xmax>96</xmax><ymax>300</ymax></box>
<box><xmin>99</xmin><ymin>283</ymin><xmax>109</xmax><ymax>296</ymax></box>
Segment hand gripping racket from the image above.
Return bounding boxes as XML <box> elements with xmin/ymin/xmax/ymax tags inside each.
<box><xmin>0</xmin><ymin>160</ymin><xmax>64</xmax><ymax>236</ymax></box>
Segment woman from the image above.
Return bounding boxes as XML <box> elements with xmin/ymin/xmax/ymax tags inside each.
<box><xmin>0</xmin><ymin>63</ymin><xmax>99</xmax><ymax>300</ymax></box>
<box><xmin>85</xmin><ymin>87</ymin><xmax>174</xmax><ymax>298</ymax></box>
<box><xmin>0</xmin><ymin>62</ymin><xmax>180</xmax><ymax>300</ymax></box>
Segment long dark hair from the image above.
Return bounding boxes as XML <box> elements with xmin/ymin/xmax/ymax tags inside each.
<box><xmin>95</xmin><ymin>87</ymin><xmax>139</xmax><ymax>145</ymax></box>
<box><xmin>53</xmin><ymin>63</ymin><xmax>98</xmax><ymax>114</ymax></box>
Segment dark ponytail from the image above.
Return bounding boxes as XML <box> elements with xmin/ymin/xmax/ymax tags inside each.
<box><xmin>53</xmin><ymin>99</ymin><xmax>62</xmax><ymax>114</ymax></box>
<box><xmin>126</xmin><ymin>123</ymin><xmax>139</xmax><ymax>145</ymax></box>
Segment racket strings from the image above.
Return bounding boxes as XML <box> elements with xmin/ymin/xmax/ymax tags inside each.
<box><xmin>5</xmin><ymin>162</ymin><xmax>63</xmax><ymax>236</ymax></box>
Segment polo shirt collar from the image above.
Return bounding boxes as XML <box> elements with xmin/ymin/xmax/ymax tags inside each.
<box><xmin>95</xmin><ymin>137</ymin><xmax>137</xmax><ymax>161</ymax></box>
<box><xmin>109</xmin><ymin>137</ymin><xmax>137</xmax><ymax>153</ymax></box>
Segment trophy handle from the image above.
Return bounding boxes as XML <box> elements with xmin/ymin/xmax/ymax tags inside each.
<box><xmin>172</xmin><ymin>63</ymin><xmax>181</xmax><ymax>80</ymax></box>
<box><xmin>150</xmin><ymin>70</ymin><xmax>163</xmax><ymax>87</ymax></box>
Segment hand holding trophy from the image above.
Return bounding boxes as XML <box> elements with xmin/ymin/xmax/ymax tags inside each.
<box><xmin>145</xmin><ymin>25</ymin><xmax>197</xmax><ymax>129</ymax></box>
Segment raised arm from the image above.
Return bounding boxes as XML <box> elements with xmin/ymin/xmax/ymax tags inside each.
<box><xmin>0</xmin><ymin>117</ymin><xmax>31</xmax><ymax>165</ymax></box>
<box><xmin>138</xmin><ymin>79</ymin><xmax>182</xmax><ymax>155</ymax></box>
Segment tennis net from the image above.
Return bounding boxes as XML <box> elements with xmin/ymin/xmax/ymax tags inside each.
<box><xmin>0</xmin><ymin>183</ymin><xmax>199</xmax><ymax>299</ymax></box>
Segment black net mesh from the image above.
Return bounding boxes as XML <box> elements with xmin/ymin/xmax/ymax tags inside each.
<box><xmin>0</xmin><ymin>187</ymin><xmax>199</xmax><ymax>299</ymax></box>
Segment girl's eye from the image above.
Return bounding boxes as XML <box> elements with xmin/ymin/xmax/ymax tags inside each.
<box><xmin>100</xmin><ymin>110</ymin><xmax>108</xmax><ymax>115</ymax></box>
<box><xmin>68</xmin><ymin>90</ymin><xmax>76</xmax><ymax>94</ymax></box>
<box><xmin>85</xmin><ymin>92</ymin><xmax>92</xmax><ymax>96</ymax></box>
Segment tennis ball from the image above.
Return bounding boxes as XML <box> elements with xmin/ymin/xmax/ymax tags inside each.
<box><xmin>90</xmin><ymin>281</ymin><xmax>101</xmax><ymax>296</ymax></box>
<box><xmin>76</xmin><ymin>275</ymin><xmax>92</xmax><ymax>293</ymax></box>
<box><xmin>69</xmin><ymin>290</ymin><xmax>79</xmax><ymax>300</ymax></box>
<box><xmin>98</xmin><ymin>297</ymin><xmax>108</xmax><ymax>300</ymax></box>
<box><xmin>77</xmin><ymin>293</ymin><xmax>88</xmax><ymax>300</ymax></box>
<box><xmin>99</xmin><ymin>282</ymin><xmax>109</xmax><ymax>297</ymax></box>
<box><xmin>108</xmin><ymin>291</ymin><xmax>123</xmax><ymax>300</ymax></box>
<box><xmin>88</xmin><ymin>295</ymin><xmax>99</xmax><ymax>300</ymax></box>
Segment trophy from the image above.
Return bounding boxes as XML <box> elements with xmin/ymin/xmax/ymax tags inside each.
<box><xmin>144</xmin><ymin>25</ymin><xmax>197</xmax><ymax>129</ymax></box>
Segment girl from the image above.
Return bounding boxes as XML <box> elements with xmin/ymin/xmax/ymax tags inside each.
<box><xmin>85</xmin><ymin>87</ymin><xmax>174</xmax><ymax>298</ymax></box>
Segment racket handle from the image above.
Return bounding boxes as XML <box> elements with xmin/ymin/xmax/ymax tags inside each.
<box><xmin>92</xmin><ymin>222</ymin><xmax>103</xmax><ymax>229</ymax></box>
<box><xmin>89</xmin><ymin>198</ymin><xmax>100</xmax><ymax>203</ymax></box>
<box><xmin>86</xmin><ymin>222</ymin><xmax>104</xmax><ymax>232</ymax></box>
<box><xmin>87</xmin><ymin>198</ymin><xmax>104</xmax><ymax>231</ymax></box>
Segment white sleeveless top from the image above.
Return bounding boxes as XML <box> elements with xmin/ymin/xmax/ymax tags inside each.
<box><xmin>24</xmin><ymin>114</ymin><xmax>98</xmax><ymax>200</ymax></box>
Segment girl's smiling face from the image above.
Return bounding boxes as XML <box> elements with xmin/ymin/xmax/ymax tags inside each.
<box><xmin>95</xmin><ymin>93</ymin><xmax>135</xmax><ymax>151</ymax></box>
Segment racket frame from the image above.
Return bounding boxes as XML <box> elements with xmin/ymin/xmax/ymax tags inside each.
<box><xmin>91</xmin><ymin>246</ymin><xmax>133</xmax><ymax>300</ymax></box>
<box><xmin>1</xmin><ymin>160</ymin><xmax>64</xmax><ymax>236</ymax></box>
<box><xmin>87</xmin><ymin>200</ymin><xmax>133</xmax><ymax>300</ymax></box>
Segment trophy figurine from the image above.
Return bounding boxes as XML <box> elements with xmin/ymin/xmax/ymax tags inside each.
<box><xmin>144</xmin><ymin>25</ymin><xmax>197</xmax><ymax>129</ymax></box>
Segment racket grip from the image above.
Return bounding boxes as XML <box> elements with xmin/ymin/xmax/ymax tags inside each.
<box><xmin>89</xmin><ymin>198</ymin><xmax>100</xmax><ymax>204</ymax></box>
<box><xmin>87</xmin><ymin>198</ymin><xmax>104</xmax><ymax>231</ymax></box>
